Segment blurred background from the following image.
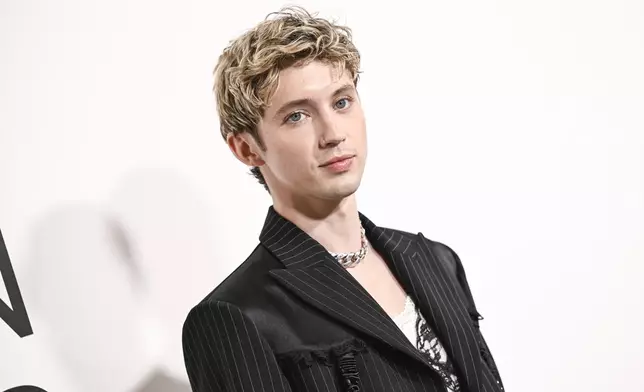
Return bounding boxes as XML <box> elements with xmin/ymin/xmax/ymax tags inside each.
<box><xmin>1</xmin><ymin>0</ymin><xmax>643</xmax><ymax>391</ymax></box>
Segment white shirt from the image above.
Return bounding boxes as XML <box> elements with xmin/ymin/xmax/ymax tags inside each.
<box><xmin>391</xmin><ymin>295</ymin><xmax>461</xmax><ymax>392</ymax></box>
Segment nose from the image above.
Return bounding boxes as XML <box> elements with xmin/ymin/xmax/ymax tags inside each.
<box><xmin>318</xmin><ymin>114</ymin><xmax>346</xmax><ymax>148</ymax></box>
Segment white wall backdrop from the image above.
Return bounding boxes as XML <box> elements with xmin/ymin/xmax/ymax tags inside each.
<box><xmin>1</xmin><ymin>0</ymin><xmax>643</xmax><ymax>391</ymax></box>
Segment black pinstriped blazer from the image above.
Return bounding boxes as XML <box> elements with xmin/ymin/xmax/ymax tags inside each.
<box><xmin>182</xmin><ymin>206</ymin><xmax>504</xmax><ymax>392</ymax></box>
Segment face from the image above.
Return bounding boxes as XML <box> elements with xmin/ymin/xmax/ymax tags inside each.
<box><xmin>231</xmin><ymin>61</ymin><xmax>368</xmax><ymax>202</ymax></box>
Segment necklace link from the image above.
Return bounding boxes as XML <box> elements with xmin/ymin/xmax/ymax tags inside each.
<box><xmin>329</xmin><ymin>226</ymin><xmax>368</xmax><ymax>268</ymax></box>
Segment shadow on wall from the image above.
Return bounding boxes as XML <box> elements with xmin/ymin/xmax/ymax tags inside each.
<box><xmin>108</xmin><ymin>168</ymin><xmax>221</xmax><ymax>379</ymax></box>
<box><xmin>135</xmin><ymin>370</ymin><xmax>193</xmax><ymax>392</ymax></box>
<box><xmin>21</xmin><ymin>168</ymin><xmax>218</xmax><ymax>392</ymax></box>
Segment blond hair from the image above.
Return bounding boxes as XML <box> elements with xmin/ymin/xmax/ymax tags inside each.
<box><xmin>212</xmin><ymin>6</ymin><xmax>361</xmax><ymax>189</ymax></box>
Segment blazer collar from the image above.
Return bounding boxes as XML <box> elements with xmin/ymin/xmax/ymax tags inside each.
<box><xmin>260</xmin><ymin>206</ymin><xmax>484</xmax><ymax>392</ymax></box>
<box><xmin>259</xmin><ymin>206</ymin><xmax>416</xmax><ymax>268</ymax></box>
<box><xmin>259</xmin><ymin>205</ymin><xmax>339</xmax><ymax>269</ymax></box>
<box><xmin>260</xmin><ymin>206</ymin><xmax>428</xmax><ymax>360</ymax></box>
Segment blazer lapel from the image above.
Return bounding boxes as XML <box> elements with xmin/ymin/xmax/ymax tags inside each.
<box><xmin>361</xmin><ymin>215</ymin><xmax>484</xmax><ymax>392</ymax></box>
<box><xmin>261</xmin><ymin>207</ymin><xmax>430</xmax><ymax>368</ymax></box>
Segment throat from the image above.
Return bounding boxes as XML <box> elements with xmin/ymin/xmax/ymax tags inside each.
<box><xmin>272</xmin><ymin>196</ymin><xmax>363</xmax><ymax>255</ymax></box>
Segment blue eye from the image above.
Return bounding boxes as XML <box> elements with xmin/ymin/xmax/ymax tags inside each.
<box><xmin>335</xmin><ymin>98</ymin><xmax>350</xmax><ymax>109</ymax></box>
<box><xmin>287</xmin><ymin>112</ymin><xmax>304</xmax><ymax>123</ymax></box>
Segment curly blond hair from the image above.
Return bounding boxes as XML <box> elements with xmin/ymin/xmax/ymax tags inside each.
<box><xmin>213</xmin><ymin>6</ymin><xmax>361</xmax><ymax>190</ymax></box>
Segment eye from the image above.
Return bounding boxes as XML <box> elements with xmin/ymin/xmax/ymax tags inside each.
<box><xmin>286</xmin><ymin>112</ymin><xmax>305</xmax><ymax>123</ymax></box>
<box><xmin>335</xmin><ymin>97</ymin><xmax>351</xmax><ymax>110</ymax></box>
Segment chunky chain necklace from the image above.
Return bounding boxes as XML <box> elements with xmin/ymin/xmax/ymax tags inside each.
<box><xmin>329</xmin><ymin>226</ymin><xmax>368</xmax><ymax>268</ymax></box>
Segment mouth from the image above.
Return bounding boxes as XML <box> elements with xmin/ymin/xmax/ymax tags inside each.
<box><xmin>320</xmin><ymin>154</ymin><xmax>355</xmax><ymax>167</ymax></box>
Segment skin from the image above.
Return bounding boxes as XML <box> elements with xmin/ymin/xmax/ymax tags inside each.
<box><xmin>228</xmin><ymin>60</ymin><xmax>407</xmax><ymax>316</ymax></box>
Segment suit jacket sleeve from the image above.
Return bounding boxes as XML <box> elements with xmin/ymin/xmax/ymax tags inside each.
<box><xmin>182</xmin><ymin>300</ymin><xmax>292</xmax><ymax>392</ymax></box>
<box><xmin>429</xmin><ymin>238</ymin><xmax>505</xmax><ymax>388</ymax></box>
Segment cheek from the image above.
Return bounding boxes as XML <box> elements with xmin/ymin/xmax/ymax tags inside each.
<box><xmin>269</xmin><ymin>134</ymin><xmax>315</xmax><ymax>163</ymax></box>
<box><xmin>268</xmin><ymin>145</ymin><xmax>314</xmax><ymax>178</ymax></box>
<box><xmin>350</xmin><ymin>115</ymin><xmax>367</xmax><ymax>144</ymax></box>
<box><xmin>347</xmin><ymin>107</ymin><xmax>366</xmax><ymax>132</ymax></box>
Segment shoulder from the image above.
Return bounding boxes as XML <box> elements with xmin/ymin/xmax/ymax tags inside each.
<box><xmin>384</xmin><ymin>224</ymin><xmax>478</xmax><ymax>307</ymax></box>
<box><xmin>382</xmin><ymin>224</ymin><xmax>462</xmax><ymax>273</ymax></box>
<box><xmin>415</xmin><ymin>232</ymin><xmax>481</xmax><ymax>313</ymax></box>
<box><xmin>183</xmin><ymin>243</ymin><xmax>284</xmax><ymax>326</ymax></box>
<box><xmin>417</xmin><ymin>234</ymin><xmax>463</xmax><ymax>278</ymax></box>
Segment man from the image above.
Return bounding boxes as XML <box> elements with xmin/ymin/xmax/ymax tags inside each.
<box><xmin>182</xmin><ymin>6</ymin><xmax>504</xmax><ymax>392</ymax></box>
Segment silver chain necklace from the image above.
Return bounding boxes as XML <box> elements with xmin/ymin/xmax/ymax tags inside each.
<box><xmin>329</xmin><ymin>226</ymin><xmax>368</xmax><ymax>268</ymax></box>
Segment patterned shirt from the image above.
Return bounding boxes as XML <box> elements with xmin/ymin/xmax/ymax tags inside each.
<box><xmin>391</xmin><ymin>295</ymin><xmax>461</xmax><ymax>391</ymax></box>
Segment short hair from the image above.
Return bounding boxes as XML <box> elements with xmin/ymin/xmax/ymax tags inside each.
<box><xmin>213</xmin><ymin>6</ymin><xmax>361</xmax><ymax>191</ymax></box>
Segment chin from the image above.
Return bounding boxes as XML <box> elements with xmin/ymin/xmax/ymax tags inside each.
<box><xmin>321</xmin><ymin>177</ymin><xmax>362</xmax><ymax>200</ymax></box>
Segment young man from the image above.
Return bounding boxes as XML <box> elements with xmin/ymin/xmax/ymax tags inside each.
<box><xmin>182</xmin><ymin>7</ymin><xmax>504</xmax><ymax>392</ymax></box>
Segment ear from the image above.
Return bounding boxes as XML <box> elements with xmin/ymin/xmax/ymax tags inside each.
<box><xmin>226</xmin><ymin>132</ymin><xmax>266</xmax><ymax>167</ymax></box>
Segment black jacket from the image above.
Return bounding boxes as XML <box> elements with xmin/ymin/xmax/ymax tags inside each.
<box><xmin>182</xmin><ymin>206</ymin><xmax>504</xmax><ymax>392</ymax></box>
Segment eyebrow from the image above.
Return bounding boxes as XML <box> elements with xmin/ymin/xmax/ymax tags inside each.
<box><xmin>271</xmin><ymin>83</ymin><xmax>356</xmax><ymax>121</ymax></box>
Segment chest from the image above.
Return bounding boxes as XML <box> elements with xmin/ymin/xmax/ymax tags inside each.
<box><xmin>347</xmin><ymin>248</ymin><xmax>408</xmax><ymax>318</ymax></box>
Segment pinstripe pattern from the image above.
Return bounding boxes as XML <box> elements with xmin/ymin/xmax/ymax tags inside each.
<box><xmin>183</xmin><ymin>300</ymin><xmax>292</xmax><ymax>392</ymax></box>
<box><xmin>183</xmin><ymin>207</ymin><xmax>504</xmax><ymax>392</ymax></box>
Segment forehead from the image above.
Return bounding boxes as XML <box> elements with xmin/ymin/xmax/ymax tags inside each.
<box><xmin>269</xmin><ymin>61</ymin><xmax>353</xmax><ymax>105</ymax></box>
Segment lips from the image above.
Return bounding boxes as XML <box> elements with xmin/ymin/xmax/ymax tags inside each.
<box><xmin>320</xmin><ymin>154</ymin><xmax>354</xmax><ymax>167</ymax></box>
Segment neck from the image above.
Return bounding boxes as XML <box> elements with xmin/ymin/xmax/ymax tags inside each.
<box><xmin>272</xmin><ymin>194</ymin><xmax>363</xmax><ymax>255</ymax></box>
